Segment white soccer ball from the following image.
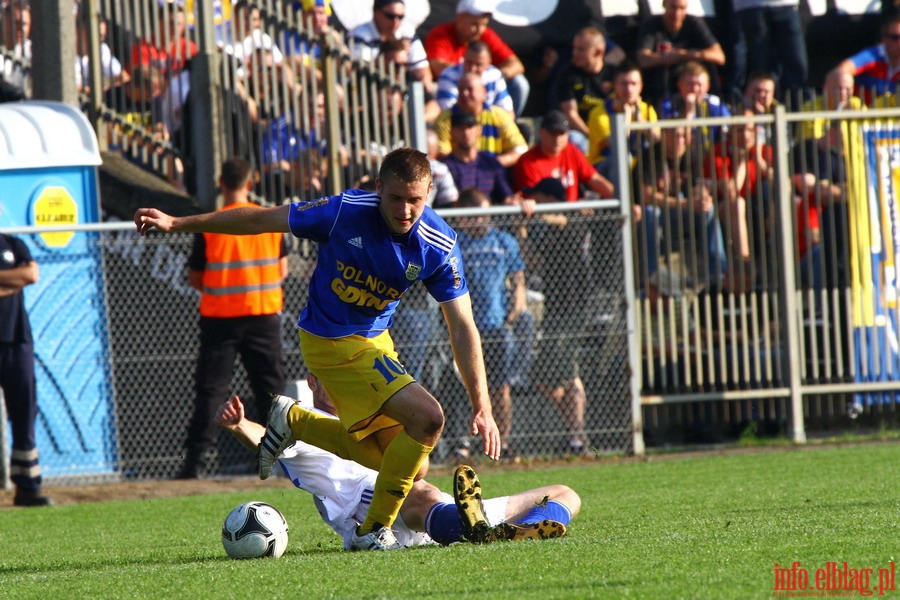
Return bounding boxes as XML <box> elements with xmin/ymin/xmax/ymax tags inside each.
<box><xmin>221</xmin><ymin>501</ymin><xmax>289</xmax><ymax>559</ymax></box>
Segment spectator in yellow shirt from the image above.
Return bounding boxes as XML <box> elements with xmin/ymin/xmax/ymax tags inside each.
<box><xmin>586</xmin><ymin>62</ymin><xmax>659</xmax><ymax>176</ymax></box>
<box><xmin>434</xmin><ymin>73</ymin><xmax>528</xmax><ymax>168</ymax></box>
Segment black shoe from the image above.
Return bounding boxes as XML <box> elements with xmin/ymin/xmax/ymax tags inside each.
<box><xmin>14</xmin><ymin>489</ymin><xmax>53</xmax><ymax>507</ymax></box>
<box><xmin>454</xmin><ymin>465</ymin><xmax>492</xmax><ymax>544</ymax></box>
<box><xmin>489</xmin><ymin>520</ymin><xmax>567</xmax><ymax>542</ymax></box>
<box><xmin>175</xmin><ymin>448</ymin><xmax>214</xmax><ymax>479</ymax></box>
<box><xmin>174</xmin><ymin>462</ymin><xmax>201</xmax><ymax>480</ymax></box>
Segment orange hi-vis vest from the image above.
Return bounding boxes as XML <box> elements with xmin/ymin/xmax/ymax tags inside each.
<box><xmin>199</xmin><ymin>203</ymin><xmax>284</xmax><ymax>318</ymax></box>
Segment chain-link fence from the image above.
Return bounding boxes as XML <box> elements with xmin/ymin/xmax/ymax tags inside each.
<box><xmin>421</xmin><ymin>207</ymin><xmax>632</xmax><ymax>462</ymax></box>
<box><xmin>4</xmin><ymin>202</ymin><xmax>631</xmax><ymax>484</ymax></box>
<box><xmin>101</xmin><ymin>223</ymin><xmax>311</xmax><ymax>480</ymax></box>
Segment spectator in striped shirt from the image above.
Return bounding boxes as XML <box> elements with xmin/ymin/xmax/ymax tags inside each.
<box><xmin>434</xmin><ymin>73</ymin><xmax>528</xmax><ymax>168</ymax></box>
<box><xmin>436</xmin><ymin>41</ymin><xmax>513</xmax><ymax>116</ymax></box>
<box><xmin>425</xmin><ymin>0</ymin><xmax>529</xmax><ymax>116</ymax></box>
<box><xmin>836</xmin><ymin>14</ymin><xmax>900</xmax><ymax>105</ymax></box>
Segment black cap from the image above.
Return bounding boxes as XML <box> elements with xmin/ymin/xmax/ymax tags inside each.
<box><xmin>523</xmin><ymin>177</ymin><xmax>566</xmax><ymax>202</ymax></box>
<box><xmin>450</xmin><ymin>110</ymin><xmax>480</xmax><ymax>128</ymax></box>
<box><xmin>373</xmin><ymin>0</ymin><xmax>401</xmax><ymax>10</ymax></box>
<box><xmin>541</xmin><ymin>109</ymin><xmax>570</xmax><ymax>132</ymax></box>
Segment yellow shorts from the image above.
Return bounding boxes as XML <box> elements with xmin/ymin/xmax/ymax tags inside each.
<box><xmin>299</xmin><ymin>329</ymin><xmax>415</xmax><ymax>441</ymax></box>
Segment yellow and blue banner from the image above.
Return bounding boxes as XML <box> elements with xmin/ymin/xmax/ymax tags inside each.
<box><xmin>851</xmin><ymin>122</ymin><xmax>900</xmax><ymax>404</ymax></box>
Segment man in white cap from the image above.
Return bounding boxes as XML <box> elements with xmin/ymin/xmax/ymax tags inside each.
<box><xmin>424</xmin><ymin>0</ymin><xmax>529</xmax><ymax>116</ymax></box>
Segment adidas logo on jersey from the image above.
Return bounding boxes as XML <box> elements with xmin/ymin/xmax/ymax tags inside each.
<box><xmin>348</xmin><ymin>237</ymin><xmax>363</xmax><ymax>249</ymax></box>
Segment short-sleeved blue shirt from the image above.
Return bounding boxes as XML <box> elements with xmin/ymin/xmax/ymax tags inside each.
<box><xmin>288</xmin><ymin>189</ymin><xmax>468</xmax><ymax>338</ymax></box>
<box><xmin>456</xmin><ymin>228</ymin><xmax>525</xmax><ymax>330</ymax></box>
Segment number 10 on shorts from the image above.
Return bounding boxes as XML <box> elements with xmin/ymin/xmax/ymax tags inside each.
<box><xmin>373</xmin><ymin>354</ymin><xmax>407</xmax><ymax>384</ymax></box>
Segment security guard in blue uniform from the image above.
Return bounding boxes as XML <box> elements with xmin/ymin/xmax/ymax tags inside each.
<box><xmin>0</xmin><ymin>233</ymin><xmax>52</xmax><ymax>506</ymax></box>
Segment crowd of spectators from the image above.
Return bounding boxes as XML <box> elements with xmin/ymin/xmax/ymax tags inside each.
<box><xmin>3</xmin><ymin>0</ymin><xmax>899</xmax><ymax>446</ymax></box>
<box><xmin>3</xmin><ymin>1</ymin><xmax>897</xmax><ymax>195</ymax></box>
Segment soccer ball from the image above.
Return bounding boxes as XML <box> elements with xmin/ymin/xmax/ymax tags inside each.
<box><xmin>221</xmin><ymin>501</ymin><xmax>289</xmax><ymax>559</ymax></box>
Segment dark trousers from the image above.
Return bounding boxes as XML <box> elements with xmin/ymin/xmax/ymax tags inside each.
<box><xmin>0</xmin><ymin>342</ymin><xmax>41</xmax><ymax>491</ymax></box>
<box><xmin>186</xmin><ymin>314</ymin><xmax>286</xmax><ymax>458</ymax></box>
<box><xmin>738</xmin><ymin>6</ymin><xmax>809</xmax><ymax>99</ymax></box>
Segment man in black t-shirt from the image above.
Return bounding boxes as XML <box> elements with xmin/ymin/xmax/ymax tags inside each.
<box><xmin>635</xmin><ymin>0</ymin><xmax>726</xmax><ymax>106</ymax></box>
<box><xmin>553</xmin><ymin>26</ymin><xmax>622</xmax><ymax>154</ymax></box>
<box><xmin>0</xmin><ymin>234</ymin><xmax>52</xmax><ymax>507</ymax></box>
<box><xmin>519</xmin><ymin>178</ymin><xmax>594</xmax><ymax>455</ymax></box>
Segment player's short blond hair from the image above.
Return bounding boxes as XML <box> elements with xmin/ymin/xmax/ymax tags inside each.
<box><xmin>378</xmin><ymin>147</ymin><xmax>433</xmax><ymax>185</ymax></box>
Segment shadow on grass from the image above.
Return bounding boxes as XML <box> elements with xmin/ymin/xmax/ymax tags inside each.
<box><xmin>0</xmin><ymin>544</ymin><xmax>344</xmax><ymax>577</ymax></box>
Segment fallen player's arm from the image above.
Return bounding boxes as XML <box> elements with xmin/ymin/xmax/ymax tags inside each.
<box><xmin>214</xmin><ymin>396</ymin><xmax>265</xmax><ymax>451</ymax></box>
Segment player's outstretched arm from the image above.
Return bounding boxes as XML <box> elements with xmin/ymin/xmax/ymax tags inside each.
<box><xmin>134</xmin><ymin>204</ymin><xmax>292</xmax><ymax>236</ymax></box>
<box><xmin>441</xmin><ymin>294</ymin><xmax>501</xmax><ymax>461</ymax></box>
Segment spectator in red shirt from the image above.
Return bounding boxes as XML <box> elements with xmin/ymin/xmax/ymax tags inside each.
<box><xmin>130</xmin><ymin>3</ymin><xmax>197</xmax><ymax>79</ymax></box>
<box><xmin>513</xmin><ymin>110</ymin><xmax>614</xmax><ymax>201</ymax></box>
<box><xmin>702</xmin><ymin>111</ymin><xmax>773</xmax><ymax>292</ymax></box>
<box><xmin>424</xmin><ymin>0</ymin><xmax>529</xmax><ymax>116</ymax></box>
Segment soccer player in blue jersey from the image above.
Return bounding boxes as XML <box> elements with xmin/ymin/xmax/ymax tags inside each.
<box><xmin>135</xmin><ymin>148</ymin><xmax>501</xmax><ymax>551</ymax></box>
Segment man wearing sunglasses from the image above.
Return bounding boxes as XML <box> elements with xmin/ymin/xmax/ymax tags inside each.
<box><xmin>836</xmin><ymin>14</ymin><xmax>900</xmax><ymax>105</ymax></box>
<box><xmin>348</xmin><ymin>0</ymin><xmax>432</xmax><ymax>89</ymax></box>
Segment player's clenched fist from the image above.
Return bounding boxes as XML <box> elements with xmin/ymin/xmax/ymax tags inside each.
<box><xmin>134</xmin><ymin>208</ymin><xmax>176</xmax><ymax>235</ymax></box>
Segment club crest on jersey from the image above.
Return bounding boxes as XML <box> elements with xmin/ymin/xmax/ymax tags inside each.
<box><xmin>295</xmin><ymin>197</ymin><xmax>328</xmax><ymax>211</ymax></box>
<box><xmin>405</xmin><ymin>262</ymin><xmax>421</xmax><ymax>281</ymax></box>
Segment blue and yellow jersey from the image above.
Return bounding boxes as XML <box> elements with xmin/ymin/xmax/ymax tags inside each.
<box><xmin>434</xmin><ymin>106</ymin><xmax>527</xmax><ymax>158</ymax></box>
<box><xmin>586</xmin><ymin>97</ymin><xmax>658</xmax><ymax>166</ymax></box>
<box><xmin>799</xmin><ymin>96</ymin><xmax>866</xmax><ymax>140</ymax></box>
<box><xmin>288</xmin><ymin>189</ymin><xmax>468</xmax><ymax>338</ymax></box>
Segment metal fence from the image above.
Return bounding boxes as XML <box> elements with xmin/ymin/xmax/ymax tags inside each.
<box><xmin>614</xmin><ymin>106</ymin><xmax>900</xmax><ymax>446</ymax></box>
<box><xmin>91</xmin><ymin>0</ymin><xmax>412</xmax><ymax>205</ymax></box>
<box><xmin>1</xmin><ymin>201</ymin><xmax>632</xmax><ymax>483</ymax></box>
<box><xmin>4</xmin><ymin>1</ymin><xmax>900</xmax><ymax>484</ymax></box>
<box><xmin>4</xmin><ymin>113</ymin><xmax>900</xmax><ymax>485</ymax></box>
<box><xmin>1</xmin><ymin>0</ymin><xmax>412</xmax><ymax>205</ymax></box>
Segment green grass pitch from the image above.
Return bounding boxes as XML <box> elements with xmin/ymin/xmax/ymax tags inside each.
<box><xmin>1</xmin><ymin>443</ymin><xmax>897</xmax><ymax>599</ymax></box>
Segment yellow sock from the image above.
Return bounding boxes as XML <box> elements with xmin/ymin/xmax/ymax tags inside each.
<box><xmin>286</xmin><ymin>405</ymin><xmax>343</xmax><ymax>454</ymax></box>
<box><xmin>286</xmin><ymin>406</ymin><xmax>384</xmax><ymax>470</ymax></box>
<box><xmin>359</xmin><ymin>430</ymin><xmax>432</xmax><ymax>533</ymax></box>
